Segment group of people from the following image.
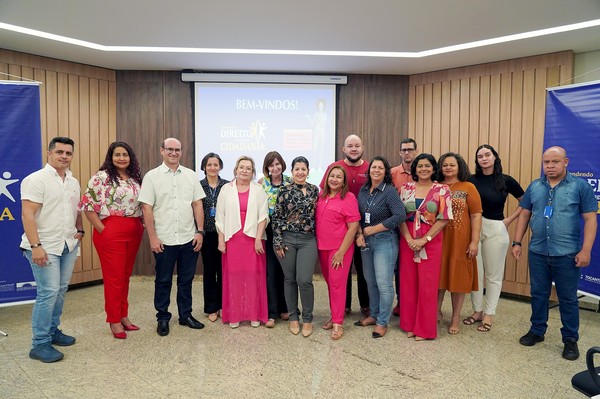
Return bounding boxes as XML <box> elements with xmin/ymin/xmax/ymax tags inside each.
<box><xmin>20</xmin><ymin>134</ymin><xmax>596</xmax><ymax>363</ymax></box>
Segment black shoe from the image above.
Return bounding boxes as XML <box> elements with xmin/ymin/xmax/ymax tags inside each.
<box><xmin>157</xmin><ymin>321</ymin><xmax>169</xmax><ymax>336</ymax></box>
<box><xmin>519</xmin><ymin>331</ymin><xmax>544</xmax><ymax>346</ymax></box>
<box><xmin>179</xmin><ymin>316</ymin><xmax>205</xmax><ymax>329</ymax></box>
<box><xmin>562</xmin><ymin>339</ymin><xmax>579</xmax><ymax>360</ymax></box>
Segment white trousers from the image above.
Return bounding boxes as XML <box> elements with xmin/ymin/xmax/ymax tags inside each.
<box><xmin>470</xmin><ymin>217</ymin><xmax>509</xmax><ymax>315</ymax></box>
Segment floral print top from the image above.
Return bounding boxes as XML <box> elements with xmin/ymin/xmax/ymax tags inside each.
<box><xmin>271</xmin><ymin>182</ymin><xmax>319</xmax><ymax>249</ymax></box>
<box><xmin>79</xmin><ymin>170</ymin><xmax>142</xmax><ymax>219</ymax></box>
<box><xmin>261</xmin><ymin>175</ymin><xmax>292</xmax><ymax>216</ymax></box>
<box><xmin>400</xmin><ymin>182</ymin><xmax>453</xmax><ymax>234</ymax></box>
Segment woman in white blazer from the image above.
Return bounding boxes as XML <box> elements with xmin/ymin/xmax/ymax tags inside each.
<box><xmin>215</xmin><ymin>156</ymin><xmax>269</xmax><ymax>328</ymax></box>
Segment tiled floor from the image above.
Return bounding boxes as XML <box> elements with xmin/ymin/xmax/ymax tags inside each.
<box><xmin>1</xmin><ymin>276</ymin><xmax>598</xmax><ymax>398</ymax></box>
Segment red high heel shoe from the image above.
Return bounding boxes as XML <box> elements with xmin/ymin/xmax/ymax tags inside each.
<box><xmin>110</xmin><ymin>324</ymin><xmax>127</xmax><ymax>339</ymax></box>
<box><xmin>121</xmin><ymin>323</ymin><xmax>140</xmax><ymax>331</ymax></box>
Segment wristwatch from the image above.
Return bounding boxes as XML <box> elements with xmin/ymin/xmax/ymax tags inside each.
<box><xmin>425</xmin><ymin>235</ymin><xmax>432</xmax><ymax>242</ymax></box>
<box><xmin>512</xmin><ymin>241</ymin><xmax>522</xmax><ymax>247</ymax></box>
<box><xmin>31</xmin><ymin>243</ymin><xmax>42</xmax><ymax>248</ymax></box>
<box><xmin>195</xmin><ymin>230</ymin><xmax>205</xmax><ymax>236</ymax></box>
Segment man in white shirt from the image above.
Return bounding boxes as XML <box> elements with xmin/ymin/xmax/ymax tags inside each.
<box><xmin>139</xmin><ymin>138</ymin><xmax>206</xmax><ymax>336</ymax></box>
<box><xmin>21</xmin><ymin>136</ymin><xmax>84</xmax><ymax>363</ymax></box>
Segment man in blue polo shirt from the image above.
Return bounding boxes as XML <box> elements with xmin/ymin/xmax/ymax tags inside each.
<box><xmin>511</xmin><ymin>146</ymin><xmax>598</xmax><ymax>361</ymax></box>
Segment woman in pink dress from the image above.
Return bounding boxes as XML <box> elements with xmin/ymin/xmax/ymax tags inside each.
<box><xmin>216</xmin><ymin>156</ymin><xmax>269</xmax><ymax>328</ymax></box>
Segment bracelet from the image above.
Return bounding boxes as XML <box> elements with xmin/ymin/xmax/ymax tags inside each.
<box><xmin>77</xmin><ymin>230</ymin><xmax>85</xmax><ymax>235</ymax></box>
<box><xmin>31</xmin><ymin>243</ymin><xmax>42</xmax><ymax>248</ymax></box>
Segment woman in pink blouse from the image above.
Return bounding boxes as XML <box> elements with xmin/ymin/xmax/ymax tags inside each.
<box><xmin>399</xmin><ymin>153</ymin><xmax>453</xmax><ymax>340</ymax></box>
<box><xmin>79</xmin><ymin>142</ymin><xmax>144</xmax><ymax>339</ymax></box>
<box><xmin>316</xmin><ymin>166</ymin><xmax>360</xmax><ymax>340</ymax></box>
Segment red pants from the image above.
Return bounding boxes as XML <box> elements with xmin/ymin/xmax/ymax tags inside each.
<box><xmin>318</xmin><ymin>247</ymin><xmax>354</xmax><ymax>325</ymax></box>
<box><xmin>399</xmin><ymin>221</ymin><xmax>443</xmax><ymax>339</ymax></box>
<box><xmin>93</xmin><ymin>216</ymin><xmax>143</xmax><ymax>323</ymax></box>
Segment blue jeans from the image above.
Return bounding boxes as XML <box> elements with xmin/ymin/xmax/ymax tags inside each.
<box><xmin>154</xmin><ymin>241</ymin><xmax>199</xmax><ymax>322</ymax></box>
<box><xmin>24</xmin><ymin>243</ymin><xmax>79</xmax><ymax>348</ymax></box>
<box><xmin>528</xmin><ymin>251</ymin><xmax>581</xmax><ymax>342</ymax></box>
<box><xmin>361</xmin><ymin>230</ymin><xmax>398</xmax><ymax>326</ymax></box>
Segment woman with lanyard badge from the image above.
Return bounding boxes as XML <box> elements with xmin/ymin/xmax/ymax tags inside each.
<box><xmin>355</xmin><ymin>156</ymin><xmax>406</xmax><ymax>338</ymax></box>
<box><xmin>199</xmin><ymin>153</ymin><xmax>229</xmax><ymax>323</ymax></box>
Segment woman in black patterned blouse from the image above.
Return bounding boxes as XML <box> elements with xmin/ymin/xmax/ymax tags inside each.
<box><xmin>272</xmin><ymin>156</ymin><xmax>319</xmax><ymax>337</ymax></box>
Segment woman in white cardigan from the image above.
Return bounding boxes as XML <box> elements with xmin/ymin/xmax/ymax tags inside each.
<box><xmin>215</xmin><ymin>156</ymin><xmax>269</xmax><ymax>328</ymax></box>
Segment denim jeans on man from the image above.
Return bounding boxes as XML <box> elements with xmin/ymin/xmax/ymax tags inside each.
<box><xmin>528</xmin><ymin>251</ymin><xmax>581</xmax><ymax>342</ymax></box>
<box><xmin>361</xmin><ymin>230</ymin><xmax>399</xmax><ymax>326</ymax></box>
<box><xmin>154</xmin><ymin>241</ymin><xmax>199</xmax><ymax>322</ymax></box>
<box><xmin>24</xmin><ymin>243</ymin><xmax>79</xmax><ymax>348</ymax></box>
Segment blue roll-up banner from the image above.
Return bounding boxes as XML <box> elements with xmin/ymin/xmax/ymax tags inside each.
<box><xmin>0</xmin><ymin>81</ymin><xmax>42</xmax><ymax>306</ymax></box>
<box><xmin>544</xmin><ymin>80</ymin><xmax>600</xmax><ymax>300</ymax></box>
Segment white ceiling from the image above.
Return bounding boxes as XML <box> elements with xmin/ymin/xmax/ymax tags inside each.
<box><xmin>1</xmin><ymin>0</ymin><xmax>600</xmax><ymax>75</ymax></box>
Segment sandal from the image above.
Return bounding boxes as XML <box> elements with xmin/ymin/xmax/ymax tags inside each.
<box><xmin>462</xmin><ymin>316</ymin><xmax>483</xmax><ymax>325</ymax></box>
<box><xmin>353</xmin><ymin>316</ymin><xmax>376</xmax><ymax>327</ymax></box>
<box><xmin>448</xmin><ymin>326</ymin><xmax>460</xmax><ymax>335</ymax></box>
<box><xmin>477</xmin><ymin>322</ymin><xmax>492</xmax><ymax>332</ymax></box>
<box><xmin>265</xmin><ymin>319</ymin><xmax>275</xmax><ymax>328</ymax></box>
<box><xmin>322</xmin><ymin>319</ymin><xmax>333</xmax><ymax>330</ymax></box>
<box><xmin>331</xmin><ymin>324</ymin><xmax>343</xmax><ymax>340</ymax></box>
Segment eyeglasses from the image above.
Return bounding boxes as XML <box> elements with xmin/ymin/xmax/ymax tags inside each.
<box><xmin>163</xmin><ymin>147</ymin><xmax>182</xmax><ymax>153</ymax></box>
<box><xmin>400</xmin><ymin>148</ymin><xmax>416</xmax><ymax>153</ymax></box>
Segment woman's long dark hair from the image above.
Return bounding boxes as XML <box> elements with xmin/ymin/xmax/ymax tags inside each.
<box><xmin>438</xmin><ymin>152</ymin><xmax>471</xmax><ymax>182</ymax></box>
<box><xmin>99</xmin><ymin>141</ymin><xmax>142</xmax><ymax>185</ymax></box>
<box><xmin>365</xmin><ymin>156</ymin><xmax>393</xmax><ymax>187</ymax></box>
<box><xmin>474</xmin><ymin>144</ymin><xmax>506</xmax><ymax>193</ymax></box>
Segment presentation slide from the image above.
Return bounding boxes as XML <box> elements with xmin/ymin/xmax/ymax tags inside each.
<box><xmin>194</xmin><ymin>82</ymin><xmax>336</xmax><ymax>184</ymax></box>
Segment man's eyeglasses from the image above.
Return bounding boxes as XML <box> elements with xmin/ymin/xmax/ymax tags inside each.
<box><xmin>400</xmin><ymin>148</ymin><xmax>416</xmax><ymax>153</ymax></box>
<box><xmin>163</xmin><ymin>147</ymin><xmax>182</xmax><ymax>153</ymax></box>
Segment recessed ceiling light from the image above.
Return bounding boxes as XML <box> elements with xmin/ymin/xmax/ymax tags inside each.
<box><xmin>1</xmin><ymin>19</ymin><xmax>599</xmax><ymax>58</ymax></box>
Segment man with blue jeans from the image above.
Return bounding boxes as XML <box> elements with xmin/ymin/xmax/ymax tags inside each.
<box><xmin>21</xmin><ymin>137</ymin><xmax>84</xmax><ymax>363</ymax></box>
<box><xmin>139</xmin><ymin>138</ymin><xmax>206</xmax><ymax>336</ymax></box>
<box><xmin>512</xmin><ymin>146</ymin><xmax>597</xmax><ymax>360</ymax></box>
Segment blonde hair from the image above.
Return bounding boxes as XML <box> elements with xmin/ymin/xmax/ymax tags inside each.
<box><xmin>234</xmin><ymin>155</ymin><xmax>256</xmax><ymax>179</ymax></box>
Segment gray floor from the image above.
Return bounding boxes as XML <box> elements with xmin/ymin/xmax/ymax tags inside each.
<box><xmin>1</xmin><ymin>276</ymin><xmax>598</xmax><ymax>398</ymax></box>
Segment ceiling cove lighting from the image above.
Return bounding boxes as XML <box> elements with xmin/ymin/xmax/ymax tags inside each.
<box><xmin>1</xmin><ymin>19</ymin><xmax>600</xmax><ymax>58</ymax></box>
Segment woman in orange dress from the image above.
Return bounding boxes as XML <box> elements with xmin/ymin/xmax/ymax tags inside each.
<box><xmin>436</xmin><ymin>152</ymin><xmax>482</xmax><ymax>335</ymax></box>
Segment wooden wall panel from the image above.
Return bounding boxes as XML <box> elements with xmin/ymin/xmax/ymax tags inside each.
<box><xmin>0</xmin><ymin>48</ymin><xmax>115</xmax><ymax>284</ymax></box>
<box><xmin>117</xmin><ymin>72</ymin><xmax>410</xmax><ymax>275</ymax></box>
<box><xmin>408</xmin><ymin>50</ymin><xmax>574</xmax><ymax>297</ymax></box>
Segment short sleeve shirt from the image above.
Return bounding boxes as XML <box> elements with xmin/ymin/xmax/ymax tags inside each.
<box><xmin>138</xmin><ymin>163</ymin><xmax>206</xmax><ymax>245</ymax></box>
<box><xmin>316</xmin><ymin>192</ymin><xmax>360</xmax><ymax>250</ymax></box>
<box><xmin>520</xmin><ymin>172</ymin><xmax>598</xmax><ymax>256</ymax></box>
<box><xmin>20</xmin><ymin>164</ymin><xmax>80</xmax><ymax>255</ymax></box>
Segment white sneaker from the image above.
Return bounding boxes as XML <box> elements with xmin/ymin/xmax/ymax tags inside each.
<box><xmin>250</xmin><ymin>321</ymin><xmax>260</xmax><ymax>328</ymax></box>
<box><xmin>230</xmin><ymin>322</ymin><xmax>240</xmax><ymax>329</ymax></box>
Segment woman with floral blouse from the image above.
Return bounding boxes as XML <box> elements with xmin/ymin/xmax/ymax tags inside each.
<box><xmin>399</xmin><ymin>153</ymin><xmax>453</xmax><ymax>341</ymax></box>
<box><xmin>271</xmin><ymin>156</ymin><xmax>319</xmax><ymax>337</ymax></box>
<box><xmin>79</xmin><ymin>142</ymin><xmax>144</xmax><ymax>339</ymax></box>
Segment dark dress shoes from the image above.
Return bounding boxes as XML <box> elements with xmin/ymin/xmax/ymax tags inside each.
<box><xmin>179</xmin><ymin>316</ymin><xmax>205</xmax><ymax>329</ymax></box>
<box><xmin>157</xmin><ymin>320</ymin><xmax>170</xmax><ymax>336</ymax></box>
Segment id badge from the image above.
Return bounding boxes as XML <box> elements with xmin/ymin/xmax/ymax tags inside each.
<box><xmin>543</xmin><ymin>205</ymin><xmax>553</xmax><ymax>219</ymax></box>
<box><xmin>210</xmin><ymin>207</ymin><xmax>216</xmax><ymax>217</ymax></box>
<box><xmin>365</xmin><ymin>212</ymin><xmax>371</xmax><ymax>224</ymax></box>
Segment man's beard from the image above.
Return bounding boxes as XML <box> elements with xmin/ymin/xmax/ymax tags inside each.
<box><xmin>345</xmin><ymin>153</ymin><xmax>362</xmax><ymax>164</ymax></box>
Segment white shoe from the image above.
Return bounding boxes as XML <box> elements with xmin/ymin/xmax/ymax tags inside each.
<box><xmin>230</xmin><ymin>322</ymin><xmax>239</xmax><ymax>329</ymax></box>
<box><xmin>250</xmin><ymin>321</ymin><xmax>260</xmax><ymax>328</ymax></box>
